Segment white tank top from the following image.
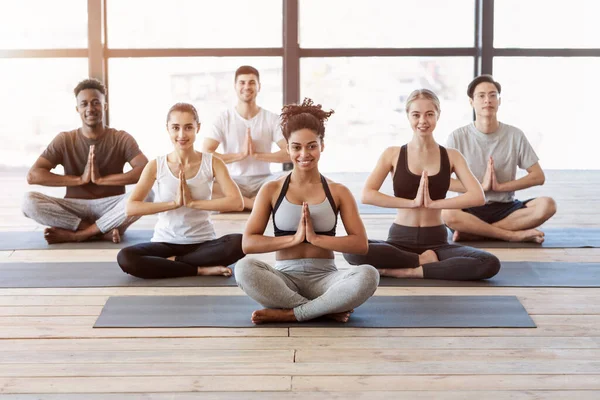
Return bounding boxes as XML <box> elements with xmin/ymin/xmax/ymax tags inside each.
<box><xmin>151</xmin><ymin>153</ymin><xmax>216</xmax><ymax>244</ymax></box>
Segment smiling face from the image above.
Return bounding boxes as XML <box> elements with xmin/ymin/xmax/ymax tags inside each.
<box><xmin>287</xmin><ymin>128</ymin><xmax>324</xmax><ymax>171</ymax></box>
<box><xmin>167</xmin><ymin>111</ymin><xmax>199</xmax><ymax>150</ymax></box>
<box><xmin>235</xmin><ymin>73</ymin><xmax>260</xmax><ymax>103</ymax></box>
<box><xmin>407</xmin><ymin>98</ymin><xmax>439</xmax><ymax>137</ymax></box>
<box><xmin>76</xmin><ymin>88</ymin><xmax>106</xmax><ymax>128</ymax></box>
<box><xmin>470</xmin><ymin>81</ymin><xmax>501</xmax><ymax>118</ymax></box>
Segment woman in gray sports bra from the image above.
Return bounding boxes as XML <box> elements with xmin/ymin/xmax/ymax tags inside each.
<box><xmin>235</xmin><ymin>98</ymin><xmax>379</xmax><ymax>324</ymax></box>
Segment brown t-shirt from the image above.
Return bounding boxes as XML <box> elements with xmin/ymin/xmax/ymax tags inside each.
<box><xmin>41</xmin><ymin>128</ymin><xmax>142</xmax><ymax>199</ymax></box>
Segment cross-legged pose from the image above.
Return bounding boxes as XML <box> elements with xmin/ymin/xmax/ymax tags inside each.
<box><xmin>117</xmin><ymin>103</ymin><xmax>245</xmax><ymax>279</ymax></box>
<box><xmin>344</xmin><ymin>89</ymin><xmax>500</xmax><ymax>281</ymax></box>
<box><xmin>22</xmin><ymin>78</ymin><xmax>150</xmax><ymax>244</ymax></box>
<box><xmin>443</xmin><ymin>75</ymin><xmax>557</xmax><ymax>243</ymax></box>
<box><xmin>202</xmin><ymin>65</ymin><xmax>290</xmax><ymax>210</ymax></box>
<box><xmin>235</xmin><ymin>98</ymin><xmax>379</xmax><ymax>324</ymax></box>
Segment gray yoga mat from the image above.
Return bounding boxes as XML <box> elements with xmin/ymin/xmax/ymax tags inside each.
<box><xmin>0</xmin><ymin>230</ymin><xmax>154</xmax><ymax>251</ymax></box>
<box><xmin>1</xmin><ymin>261</ymin><xmax>599</xmax><ymax>288</ymax></box>
<box><xmin>0</xmin><ymin>262</ymin><xmax>237</xmax><ymax>287</ymax></box>
<box><xmin>447</xmin><ymin>227</ymin><xmax>600</xmax><ymax>248</ymax></box>
<box><xmin>94</xmin><ymin>295</ymin><xmax>535</xmax><ymax>328</ymax></box>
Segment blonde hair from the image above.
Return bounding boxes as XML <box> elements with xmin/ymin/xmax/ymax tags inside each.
<box><xmin>405</xmin><ymin>89</ymin><xmax>441</xmax><ymax>115</ymax></box>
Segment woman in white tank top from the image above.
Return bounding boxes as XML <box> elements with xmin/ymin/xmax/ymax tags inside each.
<box><xmin>117</xmin><ymin>103</ymin><xmax>245</xmax><ymax>279</ymax></box>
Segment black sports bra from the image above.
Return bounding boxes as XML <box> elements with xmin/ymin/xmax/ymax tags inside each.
<box><xmin>393</xmin><ymin>145</ymin><xmax>451</xmax><ymax>200</ymax></box>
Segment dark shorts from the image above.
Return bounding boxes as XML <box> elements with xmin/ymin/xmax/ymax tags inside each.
<box><xmin>463</xmin><ymin>198</ymin><xmax>535</xmax><ymax>224</ymax></box>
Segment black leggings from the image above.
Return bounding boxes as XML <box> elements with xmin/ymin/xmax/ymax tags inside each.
<box><xmin>343</xmin><ymin>224</ymin><xmax>500</xmax><ymax>281</ymax></box>
<box><xmin>117</xmin><ymin>234</ymin><xmax>244</xmax><ymax>279</ymax></box>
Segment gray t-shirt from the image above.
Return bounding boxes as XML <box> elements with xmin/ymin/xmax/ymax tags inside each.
<box><xmin>446</xmin><ymin>122</ymin><xmax>539</xmax><ymax>203</ymax></box>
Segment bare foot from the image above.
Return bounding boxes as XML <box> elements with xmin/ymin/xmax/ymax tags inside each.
<box><xmin>324</xmin><ymin>310</ymin><xmax>353</xmax><ymax>323</ymax></box>
<box><xmin>378</xmin><ymin>267</ymin><xmax>424</xmax><ymax>279</ymax></box>
<box><xmin>251</xmin><ymin>309</ymin><xmax>296</xmax><ymax>324</ymax></box>
<box><xmin>102</xmin><ymin>228</ymin><xmax>121</xmax><ymax>243</ymax></box>
<box><xmin>197</xmin><ymin>266</ymin><xmax>232</xmax><ymax>277</ymax></box>
<box><xmin>44</xmin><ymin>227</ymin><xmax>78</xmax><ymax>244</ymax></box>
<box><xmin>452</xmin><ymin>231</ymin><xmax>485</xmax><ymax>242</ymax></box>
<box><xmin>419</xmin><ymin>249</ymin><xmax>439</xmax><ymax>265</ymax></box>
<box><xmin>512</xmin><ymin>229</ymin><xmax>545</xmax><ymax>243</ymax></box>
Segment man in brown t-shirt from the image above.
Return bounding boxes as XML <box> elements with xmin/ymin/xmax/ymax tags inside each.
<box><xmin>22</xmin><ymin>78</ymin><xmax>151</xmax><ymax>244</ymax></box>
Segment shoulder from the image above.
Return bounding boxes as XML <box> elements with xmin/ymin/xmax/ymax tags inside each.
<box><xmin>445</xmin><ymin>147</ymin><xmax>465</xmax><ymax>163</ymax></box>
<box><xmin>448</xmin><ymin>124</ymin><xmax>470</xmax><ymax>140</ymax></box>
<box><xmin>381</xmin><ymin>146</ymin><xmax>401</xmax><ymax>162</ymax></box>
<box><xmin>324</xmin><ymin>178</ymin><xmax>352</xmax><ymax>200</ymax></box>
<box><xmin>501</xmin><ymin>122</ymin><xmax>526</xmax><ymax>138</ymax></box>
<box><xmin>107</xmin><ymin>128</ymin><xmax>137</xmax><ymax>142</ymax></box>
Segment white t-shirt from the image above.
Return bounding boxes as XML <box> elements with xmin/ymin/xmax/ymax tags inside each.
<box><xmin>446</xmin><ymin>122</ymin><xmax>539</xmax><ymax>203</ymax></box>
<box><xmin>204</xmin><ymin>107</ymin><xmax>284</xmax><ymax>177</ymax></box>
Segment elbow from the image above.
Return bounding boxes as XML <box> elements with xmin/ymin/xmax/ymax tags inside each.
<box><xmin>360</xmin><ymin>190</ymin><xmax>373</xmax><ymax>205</ymax></box>
<box><xmin>124</xmin><ymin>202</ymin><xmax>137</xmax><ymax>217</ymax></box>
<box><xmin>26</xmin><ymin>170</ymin><xmax>37</xmax><ymax>185</ymax></box>
<box><xmin>241</xmin><ymin>236</ymin><xmax>255</xmax><ymax>254</ymax></box>
<box><xmin>356</xmin><ymin>237</ymin><xmax>369</xmax><ymax>255</ymax></box>
<box><xmin>472</xmin><ymin>191</ymin><xmax>486</xmax><ymax>207</ymax></box>
<box><xmin>234</xmin><ymin>196</ymin><xmax>245</xmax><ymax>212</ymax></box>
<box><xmin>537</xmin><ymin>174</ymin><xmax>546</xmax><ymax>186</ymax></box>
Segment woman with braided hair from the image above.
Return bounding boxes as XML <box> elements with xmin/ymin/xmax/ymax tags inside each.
<box><xmin>235</xmin><ymin>98</ymin><xmax>379</xmax><ymax>324</ymax></box>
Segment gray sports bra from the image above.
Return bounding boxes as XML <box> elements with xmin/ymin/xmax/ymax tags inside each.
<box><xmin>272</xmin><ymin>173</ymin><xmax>338</xmax><ymax>237</ymax></box>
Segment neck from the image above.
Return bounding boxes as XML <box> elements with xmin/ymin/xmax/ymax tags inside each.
<box><xmin>409</xmin><ymin>133</ymin><xmax>437</xmax><ymax>150</ymax></box>
<box><xmin>291</xmin><ymin>167</ymin><xmax>321</xmax><ymax>184</ymax></box>
<box><xmin>80</xmin><ymin>124</ymin><xmax>105</xmax><ymax>139</ymax></box>
<box><xmin>235</xmin><ymin>101</ymin><xmax>260</xmax><ymax>119</ymax></box>
<box><xmin>171</xmin><ymin>148</ymin><xmax>197</xmax><ymax>165</ymax></box>
<box><xmin>474</xmin><ymin>116</ymin><xmax>500</xmax><ymax>134</ymax></box>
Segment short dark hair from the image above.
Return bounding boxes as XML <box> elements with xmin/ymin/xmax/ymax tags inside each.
<box><xmin>166</xmin><ymin>103</ymin><xmax>200</xmax><ymax>125</ymax></box>
<box><xmin>280</xmin><ymin>98</ymin><xmax>334</xmax><ymax>142</ymax></box>
<box><xmin>235</xmin><ymin>65</ymin><xmax>260</xmax><ymax>82</ymax></box>
<box><xmin>467</xmin><ymin>74</ymin><xmax>501</xmax><ymax>99</ymax></box>
<box><xmin>74</xmin><ymin>78</ymin><xmax>106</xmax><ymax>97</ymax></box>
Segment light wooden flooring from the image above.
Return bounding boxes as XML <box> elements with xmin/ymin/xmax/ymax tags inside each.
<box><xmin>0</xmin><ymin>169</ymin><xmax>599</xmax><ymax>399</ymax></box>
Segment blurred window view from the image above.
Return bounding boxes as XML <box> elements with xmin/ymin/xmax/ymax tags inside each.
<box><xmin>0</xmin><ymin>0</ymin><xmax>598</xmax><ymax>170</ymax></box>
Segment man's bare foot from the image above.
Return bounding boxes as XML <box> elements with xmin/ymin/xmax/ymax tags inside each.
<box><xmin>197</xmin><ymin>266</ymin><xmax>232</xmax><ymax>277</ymax></box>
<box><xmin>452</xmin><ymin>231</ymin><xmax>485</xmax><ymax>242</ymax></box>
<box><xmin>102</xmin><ymin>228</ymin><xmax>121</xmax><ymax>243</ymax></box>
<box><xmin>512</xmin><ymin>229</ymin><xmax>545</xmax><ymax>243</ymax></box>
<box><xmin>419</xmin><ymin>249</ymin><xmax>439</xmax><ymax>265</ymax></box>
<box><xmin>44</xmin><ymin>227</ymin><xmax>78</xmax><ymax>244</ymax></box>
<box><xmin>251</xmin><ymin>308</ymin><xmax>296</xmax><ymax>324</ymax></box>
<box><xmin>378</xmin><ymin>267</ymin><xmax>424</xmax><ymax>279</ymax></box>
<box><xmin>324</xmin><ymin>310</ymin><xmax>353</xmax><ymax>323</ymax></box>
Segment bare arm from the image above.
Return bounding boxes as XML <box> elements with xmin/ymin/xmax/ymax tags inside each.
<box><xmin>307</xmin><ymin>185</ymin><xmax>368</xmax><ymax>255</ymax></box>
<box><xmin>26</xmin><ymin>156</ymin><xmax>85</xmax><ymax>187</ymax></box>
<box><xmin>241</xmin><ymin>182</ymin><xmax>302</xmax><ymax>254</ymax></box>
<box><xmin>427</xmin><ymin>149</ymin><xmax>485</xmax><ymax>209</ymax></box>
<box><xmin>253</xmin><ymin>139</ymin><xmax>291</xmax><ymax>163</ymax></box>
<box><xmin>125</xmin><ymin>160</ymin><xmax>179</xmax><ymax>216</ymax></box>
<box><xmin>361</xmin><ymin>147</ymin><xmax>421</xmax><ymax>209</ymax></box>
<box><xmin>201</xmin><ymin>137</ymin><xmax>248</xmax><ymax>164</ymax></box>
<box><xmin>494</xmin><ymin>162</ymin><xmax>545</xmax><ymax>192</ymax></box>
<box><xmin>186</xmin><ymin>156</ymin><xmax>244</xmax><ymax>212</ymax></box>
<box><xmin>94</xmin><ymin>153</ymin><xmax>148</xmax><ymax>186</ymax></box>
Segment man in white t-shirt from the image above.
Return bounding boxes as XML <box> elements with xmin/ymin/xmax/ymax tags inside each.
<box><xmin>442</xmin><ymin>75</ymin><xmax>557</xmax><ymax>243</ymax></box>
<box><xmin>202</xmin><ymin>65</ymin><xmax>289</xmax><ymax>210</ymax></box>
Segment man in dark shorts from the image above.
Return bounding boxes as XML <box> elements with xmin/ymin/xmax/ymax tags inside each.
<box><xmin>442</xmin><ymin>75</ymin><xmax>556</xmax><ymax>243</ymax></box>
<box><xmin>22</xmin><ymin>78</ymin><xmax>151</xmax><ymax>244</ymax></box>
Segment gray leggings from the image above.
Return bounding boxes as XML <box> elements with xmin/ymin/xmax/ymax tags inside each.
<box><xmin>21</xmin><ymin>191</ymin><xmax>153</xmax><ymax>234</ymax></box>
<box><xmin>344</xmin><ymin>224</ymin><xmax>501</xmax><ymax>281</ymax></box>
<box><xmin>235</xmin><ymin>258</ymin><xmax>379</xmax><ymax>322</ymax></box>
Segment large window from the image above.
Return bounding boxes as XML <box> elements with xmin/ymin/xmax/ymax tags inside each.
<box><xmin>1</xmin><ymin>0</ymin><xmax>599</xmax><ymax>170</ymax></box>
<box><xmin>0</xmin><ymin>0</ymin><xmax>87</xmax><ymax>49</ymax></box>
<box><xmin>107</xmin><ymin>0</ymin><xmax>282</xmax><ymax>48</ymax></box>
<box><xmin>494</xmin><ymin>57</ymin><xmax>600</xmax><ymax>169</ymax></box>
<box><xmin>0</xmin><ymin>59</ymin><xmax>88</xmax><ymax>166</ymax></box>
<box><xmin>495</xmin><ymin>0</ymin><xmax>600</xmax><ymax>48</ymax></box>
<box><xmin>300</xmin><ymin>0</ymin><xmax>474</xmax><ymax>48</ymax></box>
<box><xmin>301</xmin><ymin>57</ymin><xmax>473</xmax><ymax>172</ymax></box>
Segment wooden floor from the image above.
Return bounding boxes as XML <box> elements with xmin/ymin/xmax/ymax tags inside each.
<box><xmin>1</xmin><ymin>170</ymin><xmax>599</xmax><ymax>399</ymax></box>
